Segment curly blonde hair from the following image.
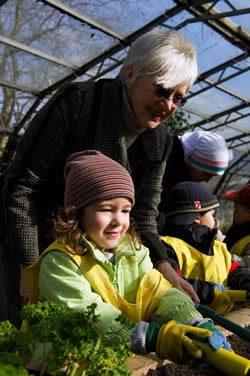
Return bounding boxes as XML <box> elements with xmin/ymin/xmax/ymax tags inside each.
<box><xmin>54</xmin><ymin>206</ymin><xmax>141</xmax><ymax>255</ymax></box>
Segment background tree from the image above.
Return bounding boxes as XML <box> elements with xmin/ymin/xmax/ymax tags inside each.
<box><xmin>165</xmin><ymin>108</ymin><xmax>193</xmax><ymax>136</ymax></box>
<box><xmin>0</xmin><ymin>0</ymin><xmax>129</xmax><ymax>172</ymax></box>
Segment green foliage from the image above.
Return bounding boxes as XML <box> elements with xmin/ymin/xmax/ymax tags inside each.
<box><xmin>0</xmin><ymin>353</ymin><xmax>32</xmax><ymax>376</ymax></box>
<box><xmin>0</xmin><ymin>320</ymin><xmax>33</xmax><ymax>357</ymax></box>
<box><xmin>0</xmin><ymin>362</ymin><xmax>30</xmax><ymax>376</ymax></box>
<box><xmin>0</xmin><ymin>302</ymin><xmax>133</xmax><ymax>376</ymax></box>
<box><xmin>165</xmin><ymin>109</ymin><xmax>192</xmax><ymax>135</ymax></box>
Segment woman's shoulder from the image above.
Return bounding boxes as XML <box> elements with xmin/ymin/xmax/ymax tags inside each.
<box><xmin>56</xmin><ymin>78</ymin><xmax>118</xmax><ymax>102</ymax></box>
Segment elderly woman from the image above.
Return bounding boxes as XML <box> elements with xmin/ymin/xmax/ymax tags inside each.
<box><xmin>1</xmin><ymin>28</ymin><xmax>199</xmax><ymax>324</ymax></box>
<box><xmin>158</xmin><ymin>131</ymin><xmax>229</xmax><ymax>235</ymax></box>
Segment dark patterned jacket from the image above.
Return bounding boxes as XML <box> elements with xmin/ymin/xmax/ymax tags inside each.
<box><xmin>1</xmin><ymin>78</ymin><xmax>173</xmax><ymax>265</ymax></box>
<box><xmin>157</xmin><ymin>136</ymin><xmax>190</xmax><ymax>235</ymax></box>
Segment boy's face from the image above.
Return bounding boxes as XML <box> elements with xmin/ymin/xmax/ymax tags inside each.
<box><xmin>80</xmin><ymin>197</ymin><xmax>132</xmax><ymax>250</ymax></box>
<box><xmin>195</xmin><ymin>209</ymin><xmax>216</xmax><ymax>229</ymax></box>
<box><xmin>233</xmin><ymin>202</ymin><xmax>250</xmax><ymax>225</ymax></box>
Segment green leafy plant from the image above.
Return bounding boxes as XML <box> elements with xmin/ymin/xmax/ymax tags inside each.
<box><xmin>0</xmin><ymin>302</ymin><xmax>133</xmax><ymax>376</ymax></box>
<box><xmin>0</xmin><ymin>353</ymin><xmax>31</xmax><ymax>376</ymax></box>
<box><xmin>0</xmin><ymin>320</ymin><xmax>33</xmax><ymax>376</ymax></box>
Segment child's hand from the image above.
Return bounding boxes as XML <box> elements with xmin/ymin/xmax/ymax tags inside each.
<box><xmin>155</xmin><ymin>320</ymin><xmax>230</xmax><ymax>363</ymax></box>
<box><xmin>157</xmin><ymin>262</ymin><xmax>200</xmax><ymax>304</ymax></box>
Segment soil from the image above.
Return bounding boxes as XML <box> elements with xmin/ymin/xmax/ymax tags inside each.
<box><xmin>145</xmin><ymin>326</ymin><xmax>250</xmax><ymax>376</ymax></box>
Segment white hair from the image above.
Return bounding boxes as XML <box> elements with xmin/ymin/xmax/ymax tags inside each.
<box><xmin>121</xmin><ymin>28</ymin><xmax>198</xmax><ymax>90</ymax></box>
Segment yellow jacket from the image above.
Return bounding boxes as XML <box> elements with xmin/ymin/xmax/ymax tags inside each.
<box><xmin>161</xmin><ymin>236</ymin><xmax>231</xmax><ymax>285</ymax></box>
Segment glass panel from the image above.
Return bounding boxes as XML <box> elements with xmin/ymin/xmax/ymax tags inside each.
<box><xmin>185</xmin><ymin>86</ymin><xmax>242</xmax><ymax>115</ymax></box>
<box><xmin>0</xmin><ymin>0</ymin><xmax>249</xmax><ymax>184</ymax></box>
<box><xmin>1</xmin><ymin>0</ymin><xmax>117</xmax><ymax>68</ymax></box>
<box><xmin>63</xmin><ymin>0</ymin><xmax>175</xmax><ymax>35</ymax></box>
<box><xmin>218</xmin><ymin>70</ymin><xmax>250</xmax><ymax>99</ymax></box>
<box><xmin>214</xmin><ymin>0</ymin><xmax>250</xmax><ymax>31</ymax></box>
<box><xmin>0</xmin><ymin>43</ymin><xmax>73</xmax><ymax>90</ymax></box>
<box><xmin>179</xmin><ymin>22</ymin><xmax>242</xmax><ymax>74</ymax></box>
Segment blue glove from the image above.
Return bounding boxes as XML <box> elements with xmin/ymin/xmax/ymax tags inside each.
<box><xmin>214</xmin><ymin>284</ymin><xmax>228</xmax><ymax>292</ymax></box>
<box><xmin>187</xmin><ymin>330</ymin><xmax>231</xmax><ymax>352</ymax></box>
<box><xmin>197</xmin><ymin>320</ymin><xmax>231</xmax><ymax>351</ymax></box>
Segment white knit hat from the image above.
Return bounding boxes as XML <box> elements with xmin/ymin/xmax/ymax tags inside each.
<box><xmin>180</xmin><ymin>131</ymin><xmax>229</xmax><ymax>176</ymax></box>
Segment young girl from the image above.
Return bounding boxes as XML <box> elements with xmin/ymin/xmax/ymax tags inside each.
<box><xmin>25</xmin><ymin>151</ymin><xmax>230</xmax><ymax>367</ymax></box>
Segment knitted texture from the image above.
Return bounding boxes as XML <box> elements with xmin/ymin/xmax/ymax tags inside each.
<box><xmin>130</xmin><ymin>321</ymin><xmax>150</xmax><ymax>355</ymax></box>
<box><xmin>165</xmin><ymin>181</ymin><xmax>219</xmax><ymax>226</ymax></box>
<box><xmin>64</xmin><ymin>150</ymin><xmax>135</xmax><ymax>209</ymax></box>
<box><xmin>198</xmin><ymin>320</ymin><xmax>218</xmax><ymax>333</ymax></box>
<box><xmin>3</xmin><ymin>78</ymin><xmax>172</xmax><ymax>264</ymax></box>
<box><xmin>146</xmin><ymin>321</ymin><xmax>161</xmax><ymax>353</ymax></box>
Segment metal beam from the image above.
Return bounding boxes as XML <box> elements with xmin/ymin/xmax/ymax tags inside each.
<box><xmin>0</xmin><ymin>78</ymin><xmax>41</xmax><ymax>96</ymax></box>
<box><xmin>183</xmin><ymin>107</ymin><xmax>249</xmax><ymax>132</ymax></box>
<box><xmin>196</xmin><ymin>53</ymin><xmax>248</xmax><ymax>83</ymax></box>
<box><xmin>37</xmin><ymin>4</ymin><xmax>185</xmax><ymax>97</ymax></box>
<box><xmin>188</xmin><ymin>66</ymin><xmax>249</xmax><ymax>100</ymax></box>
<box><xmin>41</xmin><ymin>0</ymin><xmax>126</xmax><ymax>41</ymax></box>
<box><xmin>182</xmin><ymin>102</ymin><xmax>249</xmax><ymax>131</ymax></box>
<box><xmin>1</xmin><ymin>0</ymin><xmax>249</xmax><ymax>187</ymax></box>
<box><xmin>231</xmin><ymin>140</ymin><xmax>250</xmax><ymax>149</ymax></box>
<box><xmin>8</xmin><ymin>5</ymin><xmax>184</xmax><ymax>133</ymax></box>
<box><xmin>0</xmin><ymin>35</ymin><xmax>78</xmax><ymax>69</ymax></box>
<box><xmin>184</xmin><ymin>2</ymin><xmax>250</xmax><ymax>52</ymax></box>
<box><xmin>200</xmin><ymin>78</ymin><xmax>249</xmax><ymax>102</ymax></box>
<box><xmin>226</xmin><ymin>133</ymin><xmax>250</xmax><ymax>143</ymax></box>
<box><xmin>175</xmin><ymin>6</ymin><xmax>250</xmax><ymax>28</ymax></box>
<box><xmin>182</xmin><ymin>106</ymin><xmax>250</xmax><ymax>134</ymax></box>
<box><xmin>205</xmin><ymin>113</ymin><xmax>250</xmax><ymax>132</ymax></box>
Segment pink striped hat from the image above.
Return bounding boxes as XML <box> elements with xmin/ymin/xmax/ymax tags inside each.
<box><xmin>64</xmin><ymin>150</ymin><xmax>135</xmax><ymax>209</ymax></box>
<box><xmin>180</xmin><ymin>131</ymin><xmax>229</xmax><ymax>176</ymax></box>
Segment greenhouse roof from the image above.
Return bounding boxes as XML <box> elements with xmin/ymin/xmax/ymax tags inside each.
<box><xmin>0</xmin><ymin>0</ymin><xmax>249</xmax><ymax>195</ymax></box>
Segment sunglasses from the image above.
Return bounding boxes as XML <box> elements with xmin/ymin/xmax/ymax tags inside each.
<box><xmin>154</xmin><ymin>85</ymin><xmax>187</xmax><ymax>107</ymax></box>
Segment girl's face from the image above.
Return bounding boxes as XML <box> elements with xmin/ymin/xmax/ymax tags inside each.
<box><xmin>80</xmin><ymin>197</ymin><xmax>132</xmax><ymax>250</ymax></box>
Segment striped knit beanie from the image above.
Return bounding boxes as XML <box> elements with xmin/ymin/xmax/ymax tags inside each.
<box><xmin>165</xmin><ymin>181</ymin><xmax>219</xmax><ymax>226</ymax></box>
<box><xmin>64</xmin><ymin>150</ymin><xmax>135</xmax><ymax>210</ymax></box>
<box><xmin>180</xmin><ymin>131</ymin><xmax>229</xmax><ymax>176</ymax></box>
